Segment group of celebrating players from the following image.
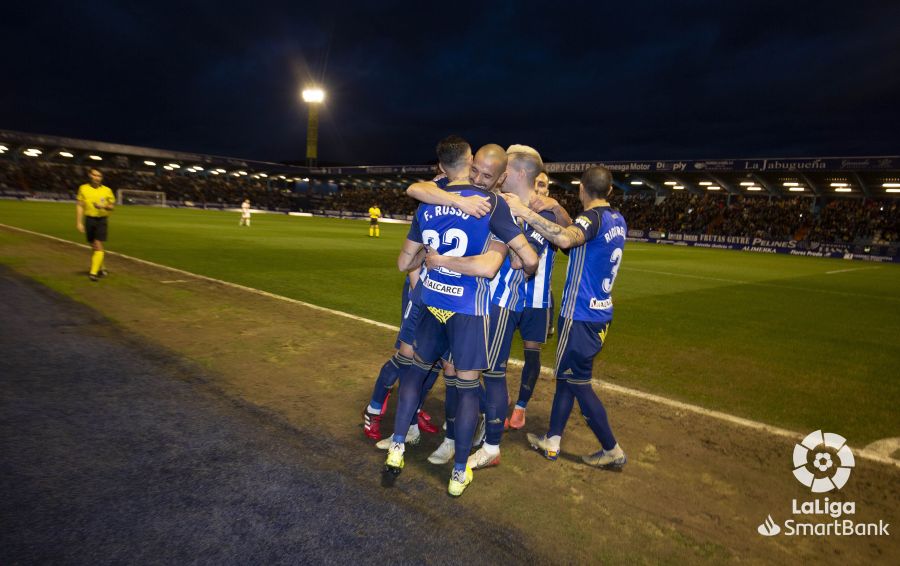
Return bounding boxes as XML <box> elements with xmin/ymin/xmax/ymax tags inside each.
<box><xmin>362</xmin><ymin>136</ymin><xmax>627</xmax><ymax>497</ymax></box>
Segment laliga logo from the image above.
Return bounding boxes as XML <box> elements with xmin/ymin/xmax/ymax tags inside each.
<box><xmin>792</xmin><ymin>430</ymin><xmax>855</xmax><ymax>493</ymax></box>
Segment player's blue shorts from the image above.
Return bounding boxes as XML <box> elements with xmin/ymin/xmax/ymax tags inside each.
<box><xmin>554</xmin><ymin>317</ymin><xmax>611</xmax><ymax>381</ymax></box>
<box><xmin>414</xmin><ymin>307</ymin><xmax>488</xmax><ymax>372</ymax></box>
<box><xmin>486</xmin><ymin>303</ymin><xmax>521</xmax><ymax>372</ymax></box>
<box><xmin>395</xmin><ymin>281</ymin><xmax>424</xmax><ymax>349</ymax></box>
<box><xmin>520</xmin><ymin>307</ymin><xmax>550</xmax><ymax>343</ymax></box>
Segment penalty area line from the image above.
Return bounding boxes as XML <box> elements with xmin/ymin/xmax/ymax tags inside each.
<box><xmin>3</xmin><ymin>222</ymin><xmax>897</xmax><ymax>469</ymax></box>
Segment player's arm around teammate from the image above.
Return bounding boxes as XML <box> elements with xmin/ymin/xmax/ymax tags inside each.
<box><xmin>424</xmin><ymin>239</ymin><xmax>508</xmax><ymax>278</ymax></box>
<box><xmin>503</xmin><ymin>193</ymin><xmax>584</xmax><ymax>250</ymax></box>
<box><xmin>406</xmin><ymin>181</ymin><xmax>491</xmax><ymax>218</ymax></box>
<box><xmin>529</xmin><ymin>193</ymin><xmax>573</xmax><ymax>228</ymax></box>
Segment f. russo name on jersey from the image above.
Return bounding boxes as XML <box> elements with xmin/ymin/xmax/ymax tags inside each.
<box><xmin>424</xmin><ymin>277</ymin><xmax>464</xmax><ymax>297</ymax></box>
<box><xmin>589</xmin><ymin>297</ymin><xmax>613</xmax><ymax>310</ymax></box>
<box><xmin>423</xmin><ymin>206</ymin><xmax>470</xmax><ymax>221</ymax></box>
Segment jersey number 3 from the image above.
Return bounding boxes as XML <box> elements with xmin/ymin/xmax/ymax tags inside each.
<box><xmin>601</xmin><ymin>247</ymin><xmax>623</xmax><ymax>294</ymax></box>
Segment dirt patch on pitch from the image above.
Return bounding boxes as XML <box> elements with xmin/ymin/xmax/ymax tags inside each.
<box><xmin>2</xmin><ymin>228</ymin><xmax>898</xmax><ymax>565</ymax></box>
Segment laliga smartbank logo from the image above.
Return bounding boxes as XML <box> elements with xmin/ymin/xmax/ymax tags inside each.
<box><xmin>757</xmin><ymin>430</ymin><xmax>890</xmax><ymax>538</ymax></box>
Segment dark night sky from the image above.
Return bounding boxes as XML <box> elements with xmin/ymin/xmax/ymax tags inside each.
<box><xmin>2</xmin><ymin>1</ymin><xmax>898</xmax><ymax>165</ymax></box>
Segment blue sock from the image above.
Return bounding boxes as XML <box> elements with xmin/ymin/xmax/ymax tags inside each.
<box><xmin>547</xmin><ymin>378</ymin><xmax>575</xmax><ymax>438</ymax></box>
<box><xmin>516</xmin><ymin>347</ymin><xmax>541</xmax><ymax>408</ymax></box>
<box><xmin>571</xmin><ymin>382</ymin><xmax>617</xmax><ymax>450</ymax></box>
<box><xmin>408</xmin><ymin>363</ymin><xmax>440</xmax><ymax>427</ymax></box>
<box><xmin>444</xmin><ymin>372</ymin><xmax>458</xmax><ymax>440</ymax></box>
<box><xmin>483</xmin><ymin>371</ymin><xmax>508</xmax><ymax>446</ymax></box>
<box><xmin>478</xmin><ymin>382</ymin><xmax>487</xmax><ymax>414</ymax></box>
<box><xmin>391</xmin><ymin>359</ymin><xmax>431</xmax><ymax>443</ymax></box>
<box><xmin>453</xmin><ymin>379</ymin><xmax>480</xmax><ymax>472</ymax></box>
<box><xmin>369</xmin><ymin>352</ymin><xmax>412</xmax><ymax>411</ymax></box>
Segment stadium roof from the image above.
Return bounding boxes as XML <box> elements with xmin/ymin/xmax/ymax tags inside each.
<box><xmin>2</xmin><ymin>129</ymin><xmax>898</xmax><ymax>198</ymax></box>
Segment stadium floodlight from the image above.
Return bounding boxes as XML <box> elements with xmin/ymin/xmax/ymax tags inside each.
<box><xmin>215</xmin><ymin>168</ymin><xmax>226</xmax><ymax>173</ymax></box>
<box><xmin>699</xmin><ymin>181</ymin><xmax>713</xmax><ymax>186</ymax></box>
<box><xmin>163</xmin><ymin>165</ymin><xmax>173</xmax><ymax>171</ymax></box>
<box><xmin>210</xmin><ymin>170</ymin><xmax>220</xmax><ymax>175</ymax></box>
<box><xmin>886</xmin><ymin>188</ymin><xmax>900</xmax><ymax>193</ymax></box>
<box><xmin>24</xmin><ymin>148</ymin><xmax>43</xmax><ymax>156</ymax></box>
<box><xmin>302</xmin><ymin>177</ymin><xmax>310</xmax><ymax>182</ymax></box>
<box><xmin>830</xmin><ymin>182</ymin><xmax>848</xmax><ymax>187</ymax></box>
<box><xmin>883</xmin><ymin>183</ymin><xmax>900</xmax><ymax>188</ymax></box>
<box><xmin>630</xmin><ymin>181</ymin><xmax>642</xmax><ymax>186</ymax></box>
<box><xmin>706</xmin><ymin>186</ymin><xmax>721</xmax><ymax>191</ymax></box>
<box><xmin>789</xmin><ymin>187</ymin><xmax>805</xmax><ymax>192</ymax></box>
<box><xmin>59</xmin><ymin>151</ymin><xmax>74</xmax><ymax>158</ymax></box>
<box><xmin>259</xmin><ymin>173</ymin><xmax>268</xmax><ymax>178</ymax></box>
<box><xmin>783</xmin><ymin>182</ymin><xmax>799</xmax><ymax>187</ymax></box>
<box><xmin>302</xmin><ymin>88</ymin><xmax>325</xmax><ymax>103</ymax></box>
<box><xmin>194</xmin><ymin>166</ymin><xmax>204</xmax><ymax>171</ymax></box>
<box><xmin>673</xmin><ymin>185</ymin><xmax>684</xmax><ymax>190</ymax></box>
<box><xmin>834</xmin><ymin>188</ymin><xmax>852</xmax><ymax>193</ymax></box>
<box><xmin>168</xmin><ymin>163</ymin><xmax>180</xmax><ymax>169</ymax></box>
<box><xmin>739</xmin><ymin>181</ymin><xmax>755</xmax><ymax>186</ymax></box>
<box><xmin>0</xmin><ymin>144</ymin><xmax>7</xmax><ymax>152</ymax></box>
<box><xmin>747</xmin><ymin>187</ymin><xmax>763</xmax><ymax>191</ymax></box>
<box><xmin>279</xmin><ymin>175</ymin><xmax>287</xmax><ymax>179</ymax></box>
<box><xmin>570</xmin><ymin>180</ymin><xmax>580</xmax><ymax>185</ymax></box>
<box><xmin>301</xmin><ymin>86</ymin><xmax>326</xmax><ymax>166</ymax></box>
<box><xmin>144</xmin><ymin>160</ymin><xmax>156</xmax><ymax>166</ymax></box>
<box><xmin>89</xmin><ymin>155</ymin><xmax>102</xmax><ymax>161</ymax></box>
<box><xmin>664</xmin><ymin>181</ymin><xmax>677</xmax><ymax>186</ymax></box>
<box><xmin>239</xmin><ymin>171</ymin><xmax>248</xmax><ymax>176</ymax></box>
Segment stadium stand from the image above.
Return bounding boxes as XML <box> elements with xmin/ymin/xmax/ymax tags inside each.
<box><xmin>1</xmin><ymin>129</ymin><xmax>898</xmax><ymax>259</ymax></box>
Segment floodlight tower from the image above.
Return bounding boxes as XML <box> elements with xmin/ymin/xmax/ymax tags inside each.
<box><xmin>301</xmin><ymin>87</ymin><xmax>325</xmax><ymax>166</ymax></box>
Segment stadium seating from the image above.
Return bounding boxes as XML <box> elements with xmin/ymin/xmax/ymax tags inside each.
<box><xmin>1</xmin><ymin>159</ymin><xmax>896</xmax><ymax>246</ymax></box>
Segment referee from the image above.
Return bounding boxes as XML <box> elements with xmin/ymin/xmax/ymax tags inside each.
<box><xmin>76</xmin><ymin>168</ymin><xmax>115</xmax><ymax>282</ymax></box>
<box><xmin>368</xmin><ymin>202</ymin><xmax>381</xmax><ymax>237</ymax></box>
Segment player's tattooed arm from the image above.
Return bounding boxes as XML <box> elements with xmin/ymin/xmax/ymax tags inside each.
<box><xmin>503</xmin><ymin>194</ymin><xmax>584</xmax><ymax>249</ymax></box>
<box><xmin>424</xmin><ymin>240</ymin><xmax>508</xmax><ymax>278</ymax></box>
<box><xmin>406</xmin><ymin>182</ymin><xmax>491</xmax><ymax>218</ymax></box>
<box><xmin>397</xmin><ymin>239</ymin><xmax>425</xmax><ymax>272</ymax></box>
<box><xmin>507</xmin><ymin>234</ymin><xmax>539</xmax><ymax>275</ymax></box>
<box><xmin>529</xmin><ymin>194</ymin><xmax>572</xmax><ymax>227</ymax></box>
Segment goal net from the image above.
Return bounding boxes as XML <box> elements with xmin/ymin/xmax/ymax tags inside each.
<box><xmin>117</xmin><ymin>189</ymin><xmax>166</xmax><ymax>207</ymax></box>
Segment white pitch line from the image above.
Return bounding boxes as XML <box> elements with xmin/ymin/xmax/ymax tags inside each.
<box><xmin>3</xmin><ymin>222</ymin><xmax>898</xmax><ymax>469</ymax></box>
<box><xmin>160</xmin><ymin>279</ymin><xmax>192</xmax><ymax>284</ymax></box>
<box><xmin>826</xmin><ymin>266</ymin><xmax>881</xmax><ymax>275</ymax></box>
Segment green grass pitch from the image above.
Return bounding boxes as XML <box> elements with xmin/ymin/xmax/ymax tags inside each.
<box><xmin>2</xmin><ymin>200</ymin><xmax>898</xmax><ymax>444</ymax></box>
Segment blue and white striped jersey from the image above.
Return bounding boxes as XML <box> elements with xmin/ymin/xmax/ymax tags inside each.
<box><xmin>524</xmin><ymin>241</ymin><xmax>556</xmax><ymax>309</ymax></box>
<box><xmin>489</xmin><ymin>209</ymin><xmax>555</xmax><ymax>312</ymax></box>
<box><xmin>559</xmin><ymin>206</ymin><xmax>626</xmax><ymax>323</ymax></box>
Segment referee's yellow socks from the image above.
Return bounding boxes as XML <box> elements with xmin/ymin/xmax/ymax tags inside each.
<box><xmin>90</xmin><ymin>251</ymin><xmax>104</xmax><ymax>275</ymax></box>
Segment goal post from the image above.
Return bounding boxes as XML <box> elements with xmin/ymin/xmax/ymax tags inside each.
<box><xmin>117</xmin><ymin>189</ymin><xmax>167</xmax><ymax>207</ymax></box>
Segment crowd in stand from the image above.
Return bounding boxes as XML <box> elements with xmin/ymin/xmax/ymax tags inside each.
<box><xmin>1</xmin><ymin>159</ymin><xmax>897</xmax><ymax>245</ymax></box>
<box><xmin>0</xmin><ymin>160</ymin><xmax>295</xmax><ymax>210</ymax></box>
